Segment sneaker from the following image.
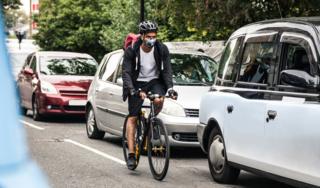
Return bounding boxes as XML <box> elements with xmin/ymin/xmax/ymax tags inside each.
<box><xmin>127</xmin><ymin>154</ymin><xmax>136</xmax><ymax>170</ymax></box>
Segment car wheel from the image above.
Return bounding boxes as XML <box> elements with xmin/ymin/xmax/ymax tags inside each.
<box><xmin>32</xmin><ymin>98</ymin><xmax>42</xmax><ymax>121</ymax></box>
<box><xmin>86</xmin><ymin>106</ymin><xmax>105</xmax><ymax>139</ymax></box>
<box><xmin>208</xmin><ymin>127</ymin><xmax>240</xmax><ymax>184</ymax></box>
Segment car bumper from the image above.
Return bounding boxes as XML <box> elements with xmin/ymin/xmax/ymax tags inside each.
<box><xmin>197</xmin><ymin>123</ymin><xmax>206</xmax><ymax>152</ymax></box>
<box><xmin>157</xmin><ymin>113</ymin><xmax>200</xmax><ymax>147</ymax></box>
<box><xmin>38</xmin><ymin>93</ymin><xmax>87</xmax><ymax>115</ymax></box>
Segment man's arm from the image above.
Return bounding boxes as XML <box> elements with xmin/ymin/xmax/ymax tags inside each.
<box><xmin>122</xmin><ymin>48</ymin><xmax>135</xmax><ymax>91</ymax></box>
<box><xmin>161</xmin><ymin>44</ymin><xmax>173</xmax><ymax>90</ymax></box>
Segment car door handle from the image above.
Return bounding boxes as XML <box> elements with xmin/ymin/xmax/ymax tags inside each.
<box><xmin>266</xmin><ymin>110</ymin><xmax>277</xmax><ymax>122</ymax></box>
<box><xmin>227</xmin><ymin>105</ymin><xmax>233</xmax><ymax>113</ymax></box>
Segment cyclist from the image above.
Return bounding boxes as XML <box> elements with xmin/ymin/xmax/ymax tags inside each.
<box><xmin>122</xmin><ymin>20</ymin><xmax>178</xmax><ymax>170</ymax></box>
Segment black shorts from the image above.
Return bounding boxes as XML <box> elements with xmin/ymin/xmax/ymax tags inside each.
<box><xmin>128</xmin><ymin>79</ymin><xmax>166</xmax><ymax>117</ymax></box>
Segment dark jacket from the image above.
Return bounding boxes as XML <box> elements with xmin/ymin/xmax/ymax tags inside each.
<box><xmin>122</xmin><ymin>39</ymin><xmax>173</xmax><ymax>101</ymax></box>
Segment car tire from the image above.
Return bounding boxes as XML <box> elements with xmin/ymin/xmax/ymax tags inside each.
<box><xmin>32</xmin><ymin>98</ymin><xmax>42</xmax><ymax>121</ymax></box>
<box><xmin>208</xmin><ymin>127</ymin><xmax>240</xmax><ymax>184</ymax></box>
<box><xmin>86</xmin><ymin>106</ymin><xmax>105</xmax><ymax>139</ymax></box>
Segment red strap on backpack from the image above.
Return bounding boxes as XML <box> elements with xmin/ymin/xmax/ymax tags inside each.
<box><xmin>124</xmin><ymin>33</ymin><xmax>141</xmax><ymax>49</ymax></box>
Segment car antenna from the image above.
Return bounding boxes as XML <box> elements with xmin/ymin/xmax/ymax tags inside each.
<box><xmin>275</xmin><ymin>0</ymin><xmax>283</xmax><ymax>19</ymax></box>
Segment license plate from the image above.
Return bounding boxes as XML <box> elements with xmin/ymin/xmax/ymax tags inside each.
<box><xmin>68</xmin><ymin>100</ymin><xmax>86</xmax><ymax>106</ymax></box>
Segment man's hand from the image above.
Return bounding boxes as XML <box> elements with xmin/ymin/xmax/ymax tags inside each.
<box><xmin>168</xmin><ymin>89</ymin><xmax>178</xmax><ymax>100</ymax></box>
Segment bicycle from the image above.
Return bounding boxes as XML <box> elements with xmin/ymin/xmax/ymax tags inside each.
<box><xmin>122</xmin><ymin>92</ymin><xmax>170</xmax><ymax>181</ymax></box>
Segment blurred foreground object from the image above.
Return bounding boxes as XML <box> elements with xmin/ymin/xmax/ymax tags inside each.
<box><xmin>0</xmin><ymin>11</ymin><xmax>49</xmax><ymax>188</ymax></box>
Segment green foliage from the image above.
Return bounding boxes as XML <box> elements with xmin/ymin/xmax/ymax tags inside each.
<box><xmin>34</xmin><ymin>0</ymin><xmax>112</xmax><ymax>61</ymax></box>
<box><xmin>146</xmin><ymin>0</ymin><xmax>320</xmax><ymax>41</ymax></box>
<box><xmin>34</xmin><ymin>0</ymin><xmax>320</xmax><ymax>60</ymax></box>
<box><xmin>99</xmin><ymin>0</ymin><xmax>139</xmax><ymax>51</ymax></box>
<box><xmin>2</xmin><ymin>0</ymin><xmax>22</xmax><ymax>10</ymax></box>
<box><xmin>4</xmin><ymin>9</ymin><xmax>28</xmax><ymax>29</ymax></box>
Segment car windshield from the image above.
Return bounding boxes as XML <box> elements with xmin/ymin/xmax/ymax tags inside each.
<box><xmin>40</xmin><ymin>56</ymin><xmax>97</xmax><ymax>76</ymax></box>
<box><xmin>171</xmin><ymin>53</ymin><xmax>218</xmax><ymax>85</ymax></box>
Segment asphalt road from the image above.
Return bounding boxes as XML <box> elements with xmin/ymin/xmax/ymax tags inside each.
<box><xmin>22</xmin><ymin>112</ymin><xmax>294</xmax><ymax>188</ymax></box>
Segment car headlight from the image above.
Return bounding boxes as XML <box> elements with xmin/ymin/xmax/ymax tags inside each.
<box><xmin>161</xmin><ymin>99</ymin><xmax>186</xmax><ymax>117</ymax></box>
<box><xmin>40</xmin><ymin>81</ymin><xmax>58</xmax><ymax>94</ymax></box>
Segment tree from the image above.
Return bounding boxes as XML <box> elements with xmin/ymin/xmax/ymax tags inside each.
<box><xmin>146</xmin><ymin>0</ymin><xmax>320</xmax><ymax>41</ymax></box>
<box><xmin>4</xmin><ymin>9</ymin><xmax>28</xmax><ymax>30</ymax></box>
<box><xmin>99</xmin><ymin>0</ymin><xmax>139</xmax><ymax>51</ymax></box>
<box><xmin>34</xmin><ymin>0</ymin><xmax>320</xmax><ymax>60</ymax></box>
<box><xmin>34</xmin><ymin>0</ymin><xmax>112</xmax><ymax>61</ymax></box>
<box><xmin>2</xmin><ymin>0</ymin><xmax>22</xmax><ymax>10</ymax></box>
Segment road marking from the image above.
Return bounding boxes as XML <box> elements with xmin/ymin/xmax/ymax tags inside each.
<box><xmin>64</xmin><ymin>139</ymin><xmax>126</xmax><ymax>166</ymax></box>
<box><xmin>20</xmin><ymin>120</ymin><xmax>45</xmax><ymax>130</ymax></box>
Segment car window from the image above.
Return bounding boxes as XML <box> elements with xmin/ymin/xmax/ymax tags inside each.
<box><xmin>238</xmin><ymin>42</ymin><xmax>275</xmax><ymax>84</ymax></box>
<box><xmin>22</xmin><ymin>53</ymin><xmax>34</xmax><ymax>69</ymax></box>
<box><xmin>171</xmin><ymin>53</ymin><xmax>217</xmax><ymax>85</ymax></box>
<box><xmin>217</xmin><ymin>37</ymin><xmax>242</xmax><ymax>81</ymax></box>
<box><xmin>281</xmin><ymin>44</ymin><xmax>311</xmax><ymax>74</ymax></box>
<box><xmin>39</xmin><ymin>56</ymin><xmax>97</xmax><ymax>76</ymax></box>
<box><xmin>100</xmin><ymin>52</ymin><xmax>122</xmax><ymax>82</ymax></box>
<box><xmin>115</xmin><ymin>60</ymin><xmax>123</xmax><ymax>85</ymax></box>
<box><xmin>30</xmin><ymin>56</ymin><xmax>37</xmax><ymax>72</ymax></box>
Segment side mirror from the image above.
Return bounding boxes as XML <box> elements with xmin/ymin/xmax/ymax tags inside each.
<box><xmin>280</xmin><ymin>69</ymin><xmax>319</xmax><ymax>88</ymax></box>
<box><xmin>23</xmin><ymin>68</ymin><xmax>34</xmax><ymax>75</ymax></box>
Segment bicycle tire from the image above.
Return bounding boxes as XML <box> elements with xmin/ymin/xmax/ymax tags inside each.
<box><xmin>122</xmin><ymin>116</ymin><xmax>144</xmax><ymax>170</ymax></box>
<box><xmin>147</xmin><ymin>118</ymin><xmax>170</xmax><ymax>180</ymax></box>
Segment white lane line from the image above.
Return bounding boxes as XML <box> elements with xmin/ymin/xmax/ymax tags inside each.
<box><xmin>20</xmin><ymin>120</ymin><xmax>45</xmax><ymax>130</ymax></box>
<box><xmin>64</xmin><ymin>139</ymin><xmax>126</xmax><ymax>166</ymax></box>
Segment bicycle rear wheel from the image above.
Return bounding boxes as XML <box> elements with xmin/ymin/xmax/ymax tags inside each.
<box><xmin>122</xmin><ymin>116</ymin><xmax>144</xmax><ymax>170</ymax></box>
<box><xmin>147</xmin><ymin>118</ymin><xmax>170</xmax><ymax>180</ymax></box>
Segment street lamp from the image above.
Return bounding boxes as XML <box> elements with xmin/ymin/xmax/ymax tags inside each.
<box><xmin>140</xmin><ymin>0</ymin><xmax>144</xmax><ymax>22</ymax></box>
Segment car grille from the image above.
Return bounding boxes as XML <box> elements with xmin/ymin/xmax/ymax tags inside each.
<box><xmin>59</xmin><ymin>90</ymin><xmax>87</xmax><ymax>96</ymax></box>
<box><xmin>184</xmin><ymin>108</ymin><xmax>199</xmax><ymax>117</ymax></box>
<box><xmin>63</xmin><ymin>106</ymin><xmax>86</xmax><ymax>111</ymax></box>
<box><xmin>172</xmin><ymin>133</ymin><xmax>198</xmax><ymax>142</ymax></box>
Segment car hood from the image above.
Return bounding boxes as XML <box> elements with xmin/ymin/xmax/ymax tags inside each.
<box><xmin>173</xmin><ymin>85</ymin><xmax>211</xmax><ymax>109</ymax></box>
<box><xmin>40</xmin><ymin>75</ymin><xmax>93</xmax><ymax>91</ymax></box>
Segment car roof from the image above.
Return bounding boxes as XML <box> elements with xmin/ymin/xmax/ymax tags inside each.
<box><xmin>230</xmin><ymin>16</ymin><xmax>320</xmax><ymax>38</ymax></box>
<box><xmin>36</xmin><ymin>51</ymin><xmax>94</xmax><ymax>58</ymax></box>
<box><xmin>109</xmin><ymin>49</ymin><xmax>212</xmax><ymax>58</ymax></box>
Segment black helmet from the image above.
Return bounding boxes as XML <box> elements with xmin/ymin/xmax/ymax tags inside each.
<box><xmin>138</xmin><ymin>20</ymin><xmax>158</xmax><ymax>34</ymax></box>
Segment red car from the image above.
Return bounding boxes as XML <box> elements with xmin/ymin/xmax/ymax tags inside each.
<box><xmin>17</xmin><ymin>51</ymin><xmax>98</xmax><ymax>121</ymax></box>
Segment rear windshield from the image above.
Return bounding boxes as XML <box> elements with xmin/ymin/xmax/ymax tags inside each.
<box><xmin>171</xmin><ymin>53</ymin><xmax>218</xmax><ymax>86</ymax></box>
<box><xmin>40</xmin><ymin>56</ymin><xmax>97</xmax><ymax>76</ymax></box>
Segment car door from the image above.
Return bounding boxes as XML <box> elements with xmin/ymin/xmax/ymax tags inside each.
<box><xmin>94</xmin><ymin>51</ymin><xmax>123</xmax><ymax>134</ymax></box>
<box><xmin>263</xmin><ymin>32</ymin><xmax>320</xmax><ymax>185</ymax></box>
<box><xmin>17</xmin><ymin>53</ymin><xmax>34</xmax><ymax>108</ymax></box>
<box><xmin>19</xmin><ymin>54</ymin><xmax>37</xmax><ymax>109</ymax></box>
<box><xmin>223</xmin><ymin>32</ymin><xmax>278</xmax><ymax>166</ymax></box>
<box><xmin>106</xmin><ymin>58</ymin><xmax>129</xmax><ymax>134</ymax></box>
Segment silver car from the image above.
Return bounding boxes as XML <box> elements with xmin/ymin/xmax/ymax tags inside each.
<box><xmin>86</xmin><ymin>49</ymin><xmax>218</xmax><ymax>147</ymax></box>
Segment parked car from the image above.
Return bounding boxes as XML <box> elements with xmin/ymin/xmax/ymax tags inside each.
<box><xmin>17</xmin><ymin>51</ymin><xmax>98</xmax><ymax>120</ymax></box>
<box><xmin>198</xmin><ymin>17</ymin><xmax>320</xmax><ymax>187</ymax></box>
<box><xmin>86</xmin><ymin>49</ymin><xmax>218</xmax><ymax>147</ymax></box>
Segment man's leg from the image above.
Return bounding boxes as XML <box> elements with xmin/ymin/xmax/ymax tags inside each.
<box><xmin>126</xmin><ymin>94</ymin><xmax>143</xmax><ymax>170</ymax></box>
<box><xmin>126</xmin><ymin>116</ymin><xmax>137</xmax><ymax>154</ymax></box>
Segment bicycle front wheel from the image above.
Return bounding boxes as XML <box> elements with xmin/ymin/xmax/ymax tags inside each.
<box><xmin>147</xmin><ymin>118</ymin><xmax>170</xmax><ymax>180</ymax></box>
